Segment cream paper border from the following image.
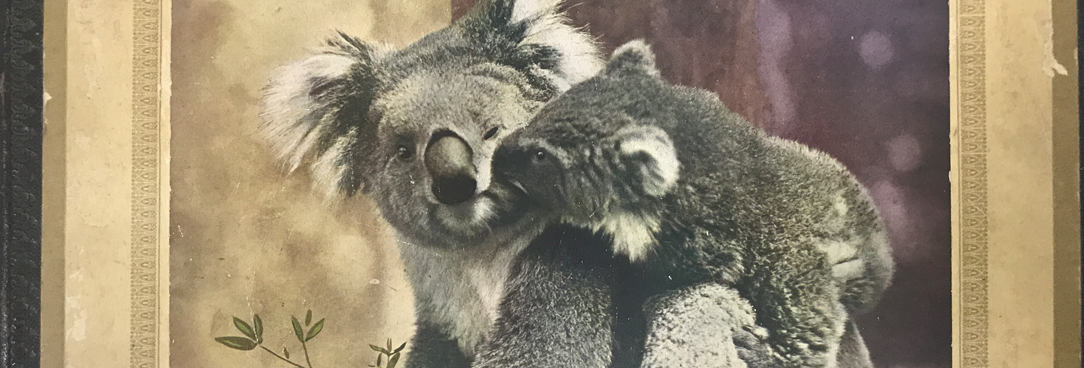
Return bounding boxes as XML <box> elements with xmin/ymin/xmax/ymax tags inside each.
<box><xmin>44</xmin><ymin>0</ymin><xmax>171</xmax><ymax>366</ymax></box>
<box><xmin>44</xmin><ymin>0</ymin><xmax>1080</xmax><ymax>366</ymax></box>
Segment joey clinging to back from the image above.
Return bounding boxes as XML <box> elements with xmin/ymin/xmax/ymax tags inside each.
<box><xmin>492</xmin><ymin>41</ymin><xmax>895</xmax><ymax>367</ymax></box>
<box><xmin>259</xmin><ymin>0</ymin><xmax>602</xmax><ymax>250</ymax></box>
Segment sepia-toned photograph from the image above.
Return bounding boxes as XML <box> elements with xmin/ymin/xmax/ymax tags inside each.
<box><xmin>169</xmin><ymin>0</ymin><xmax>950</xmax><ymax>367</ymax></box>
<box><xmin>23</xmin><ymin>0</ymin><xmax>1079</xmax><ymax>364</ymax></box>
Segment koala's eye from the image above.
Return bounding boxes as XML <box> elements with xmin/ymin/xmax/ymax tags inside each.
<box><xmin>483</xmin><ymin>127</ymin><xmax>499</xmax><ymax>140</ymax></box>
<box><xmin>532</xmin><ymin>149</ymin><xmax>547</xmax><ymax>162</ymax></box>
<box><xmin>396</xmin><ymin>145</ymin><xmax>415</xmax><ymax>161</ymax></box>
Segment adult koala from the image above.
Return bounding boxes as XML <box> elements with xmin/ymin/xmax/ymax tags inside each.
<box><xmin>258</xmin><ymin>0</ymin><xmax>878</xmax><ymax>366</ymax></box>
<box><xmin>258</xmin><ymin>0</ymin><xmax>621</xmax><ymax>366</ymax></box>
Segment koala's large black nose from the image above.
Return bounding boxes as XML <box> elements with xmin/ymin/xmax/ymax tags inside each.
<box><xmin>425</xmin><ymin>132</ymin><xmax>477</xmax><ymax>205</ymax></box>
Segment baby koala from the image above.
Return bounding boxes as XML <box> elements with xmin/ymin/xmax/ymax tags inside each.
<box><xmin>491</xmin><ymin>40</ymin><xmax>894</xmax><ymax>368</ymax></box>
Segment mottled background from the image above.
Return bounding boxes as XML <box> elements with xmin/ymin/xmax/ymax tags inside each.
<box><xmin>171</xmin><ymin>0</ymin><xmax>949</xmax><ymax>367</ymax></box>
<box><xmin>170</xmin><ymin>1</ymin><xmax>448</xmax><ymax>367</ymax></box>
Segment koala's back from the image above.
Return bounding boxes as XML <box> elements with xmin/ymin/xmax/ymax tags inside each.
<box><xmin>558</xmin><ymin>70</ymin><xmax>892</xmax><ymax>310</ymax></box>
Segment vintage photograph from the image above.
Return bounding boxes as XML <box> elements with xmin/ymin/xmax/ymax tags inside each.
<box><xmin>170</xmin><ymin>0</ymin><xmax>950</xmax><ymax>367</ymax></box>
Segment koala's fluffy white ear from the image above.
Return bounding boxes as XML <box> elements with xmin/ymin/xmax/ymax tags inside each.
<box><xmin>613</xmin><ymin>124</ymin><xmax>680</xmax><ymax>197</ymax></box>
<box><xmin>605</xmin><ymin>40</ymin><xmax>661</xmax><ymax>78</ymax></box>
<box><xmin>464</xmin><ymin>0</ymin><xmax>603</xmax><ymax>91</ymax></box>
<box><xmin>515</xmin><ymin>0</ymin><xmax>603</xmax><ymax>87</ymax></box>
<box><xmin>260</xmin><ymin>33</ymin><xmax>391</xmax><ymax>198</ymax></box>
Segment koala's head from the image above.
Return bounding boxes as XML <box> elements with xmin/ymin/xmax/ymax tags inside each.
<box><xmin>259</xmin><ymin>0</ymin><xmax>602</xmax><ymax>249</ymax></box>
<box><xmin>492</xmin><ymin>41</ymin><xmax>680</xmax><ymax>231</ymax></box>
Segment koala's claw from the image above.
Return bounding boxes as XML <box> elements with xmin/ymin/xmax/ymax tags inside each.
<box><xmin>733</xmin><ymin>327</ymin><xmax>775</xmax><ymax>368</ymax></box>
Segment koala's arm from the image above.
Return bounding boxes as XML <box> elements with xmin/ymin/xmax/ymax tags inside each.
<box><xmin>639</xmin><ymin>282</ymin><xmax>871</xmax><ymax>368</ymax></box>
<box><xmin>640</xmin><ymin>283</ymin><xmax>771</xmax><ymax>368</ymax></box>
<box><xmin>471</xmin><ymin>226</ymin><xmax>616</xmax><ymax>368</ymax></box>
<box><xmin>831</xmin><ymin>185</ymin><xmax>896</xmax><ymax>315</ymax></box>
<box><xmin>740</xmin><ymin>243</ymin><xmax>849</xmax><ymax>368</ymax></box>
<box><xmin>835</xmin><ymin>228</ymin><xmax>894</xmax><ymax>315</ymax></box>
<box><xmin>404</xmin><ymin>324</ymin><xmax>472</xmax><ymax>368</ymax></box>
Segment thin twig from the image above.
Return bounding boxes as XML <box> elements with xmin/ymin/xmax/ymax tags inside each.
<box><xmin>260</xmin><ymin>346</ymin><xmax>306</xmax><ymax>368</ymax></box>
<box><xmin>302</xmin><ymin>340</ymin><xmax>314</xmax><ymax>368</ymax></box>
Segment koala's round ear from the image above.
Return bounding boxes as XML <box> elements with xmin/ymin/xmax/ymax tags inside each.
<box><xmin>259</xmin><ymin>32</ymin><xmax>391</xmax><ymax>199</ymax></box>
<box><xmin>612</xmin><ymin>124</ymin><xmax>680</xmax><ymax>197</ymax></box>
<box><xmin>604</xmin><ymin>40</ymin><xmax>662</xmax><ymax>79</ymax></box>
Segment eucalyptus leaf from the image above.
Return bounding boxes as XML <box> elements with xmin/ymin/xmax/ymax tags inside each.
<box><xmin>215</xmin><ymin>336</ymin><xmax>257</xmax><ymax>351</ymax></box>
<box><xmin>394</xmin><ymin>342</ymin><xmax>406</xmax><ymax>354</ymax></box>
<box><xmin>387</xmin><ymin>338</ymin><xmax>392</xmax><ymax>352</ymax></box>
<box><xmin>305</xmin><ymin>309</ymin><xmax>313</xmax><ymax>325</ymax></box>
<box><xmin>377</xmin><ymin>353</ymin><xmax>383</xmax><ymax>366</ymax></box>
<box><xmin>252</xmin><ymin>314</ymin><xmax>264</xmax><ymax>344</ymax></box>
<box><xmin>291</xmin><ymin>316</ymin><xmax>305</xmax><ymax>342</ymax></box>
<box><xmin>233</xmin><ymin>317</ymin><xmax>257</xmax><ymax>341</ymax></box>
<box><xmin>283</xmin><ymin>347</ymin><xmax>290</xmax><ymax>359</ymax></box>
<box><xmin>370</xmin><ymin>344</ymin><xmax>389</xmax><ymax>354</ymax></box>
<box><xmin>305</xmin><ymin>318</ymin><xmax>325</xmax><ymax>341</ymax></box>
<box><xmin>387</xmin><ymin>353</ymin><xmax>400</xmax><ymax>368</ymax></box>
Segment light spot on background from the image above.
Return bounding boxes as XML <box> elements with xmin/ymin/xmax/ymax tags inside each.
<box><xmin>859</xmin><ymin>31</ymin><xmax>894</xmax><ymax>70</ymax></box>
<box><xmin>886</xmin><ymin>134</ymin><xmax>923</xmax><ymax>173</ymax></box>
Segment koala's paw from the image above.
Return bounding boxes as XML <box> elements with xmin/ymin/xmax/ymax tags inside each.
<box><xmin>733</xmin><ymin>326</ymin><xmax>775</xmax><ymax>368</ymax></box>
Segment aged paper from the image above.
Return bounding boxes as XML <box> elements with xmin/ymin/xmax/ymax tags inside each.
<box><xmin>41</xmin><ymin>0</ymin><xmax>1078</xmax><ymax>367</ymax></box>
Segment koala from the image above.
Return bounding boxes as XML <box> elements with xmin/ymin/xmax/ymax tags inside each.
<box><xmin>258</xmin><ymin>0</ymin><xmax>621</xmax><ymax>366</ymax></box>
<box><xmin>491</xmin><ymin>41</ymin><xmax>895</xmax><ymax>368</ymax></box>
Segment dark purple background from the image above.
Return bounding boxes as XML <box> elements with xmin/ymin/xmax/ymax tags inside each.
<box><xmin>454</xmin><ymin>1</ymin><xmax>951</xmax><ymax>367</ymax></box>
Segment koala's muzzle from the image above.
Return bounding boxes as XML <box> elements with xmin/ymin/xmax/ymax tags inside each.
<box><xmin>425</xmin><ymin>132</ymin><xmax>477</xmax><ymax>205</ymax></box>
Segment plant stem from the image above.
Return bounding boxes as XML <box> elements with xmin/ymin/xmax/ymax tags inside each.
<box><xmin>302</xmin><ymin>340</ymin><xmax>314</xmax><ymax>368</ymax></box>
<box><xmin>260</xmin><ymin>346</ymin><xmax>306</xmax><ymax>368</ymax></box>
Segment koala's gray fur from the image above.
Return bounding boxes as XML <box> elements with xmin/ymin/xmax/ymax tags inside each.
<box><xmin>260</xmin><ymin>0</ymin><xmax>616</xmax><ymax>366</ymax></box>
<box><xmin>492</xmin><ymin>40</ymin><xmax>895</xmax><ymax>368</ymax></box>
<box><xmin>640</xmin><ymin>287</ymin><xmax>874</xmax><ymax>368</ymax></box>
<box><xmin>640</xmin><ymin>283</ymin><xmax>759</xmax><ymax>368</ymax></box>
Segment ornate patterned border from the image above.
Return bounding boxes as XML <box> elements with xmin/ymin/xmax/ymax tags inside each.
<box><xmin>1</xmin><ymin>0</ymin><xmax>44</xmax><ymax>366</ymax></box>
<box><xmin>956</xmin><ymin>0</ymin><xmax>988</xmax><ymax>366</ymax></box>
<box><xmin>131</xmin><ymin>0</ymin><xmax>164</xmax><ymax>366</ymax></box>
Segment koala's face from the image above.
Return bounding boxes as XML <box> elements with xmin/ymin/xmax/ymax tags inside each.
<box><xmin>493</xmin><ymin>118</ymin><xmax>680</xmax><ymax>219</ymax></box>
<box><xmin>492</xmin><ymin>114</ymin><xmax>619</xmax><ymax>224</ymax></box>
<box><xmin>259</xmin><ymin>0</ymin><xmax>605</xmax><ymax>249</ymax></box>
<box><xmin>361</xmin><ymin>70</ymin><xmax>544</xmax><ymax>246</ymax></box>
<box><xmin>492</xmin><ymin>49</ymin><xmax>681</xmax><ymax>226</ymax></box>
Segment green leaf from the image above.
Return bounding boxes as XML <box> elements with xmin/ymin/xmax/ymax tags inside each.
<box><xmin>387</xmin><ymin>353</ymin><xmax>400</xmax><ymax>368</ymax></box>
<box><xmin>387</xmin><ymin>338</ymin><xmax>393</xmax><ymax>352</ymax></box>
<box><xmin>369</xmin><ymin>344</ymin><xmax>389</xmax><ymax>354</ymax></box>
<box><xmin>233</xmin><ymin>317</ymin><xmax>257</xmax><ymax>341</ymax></box>
<box><xmin>215</xmin><ymin>336</ymin><xmax>257</xmax><ymax>351</ymax></box>
<box><xmin>305</xmin><ymin>318</ymin><xmax>325</xmax><ymax>341</ymax></box>
<box><xmin>291</xmin><ymin>316</ymin><xmax>305</xmax><ymax>342</ymax></box>
<box><xmin>305</xmin><ymin>309</ymin><xmax>313</xmax><ymax>325</ymax></box>
<box><xmin>283</xmin><ymin>347</ymin><xmax>290</xmax><ymax>359</ymax></box>
<box><xmin>252</xmin><ymin>314</ymin><xmax>264</xmax><ymax>344</ymax></box>
<box><xmin>393</xmin><ymin>342</ymin><xmax>406</xmax><ymax>354</ymax></box>
<box><xmin>376</xmin><ymin>353</ymin><xmax>383</xmax><ymax>366</ymax></box>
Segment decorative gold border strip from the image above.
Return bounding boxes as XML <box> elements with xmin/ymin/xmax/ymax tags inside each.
<box><xmin>131</xmin><ymin>0</ymin><xmax>163</xmax><ymax>366</ymax></box>
<box><xmin>957</xmin><ymin>0</ymin><xmax>988</xmax><ymax>365</ymax></box>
